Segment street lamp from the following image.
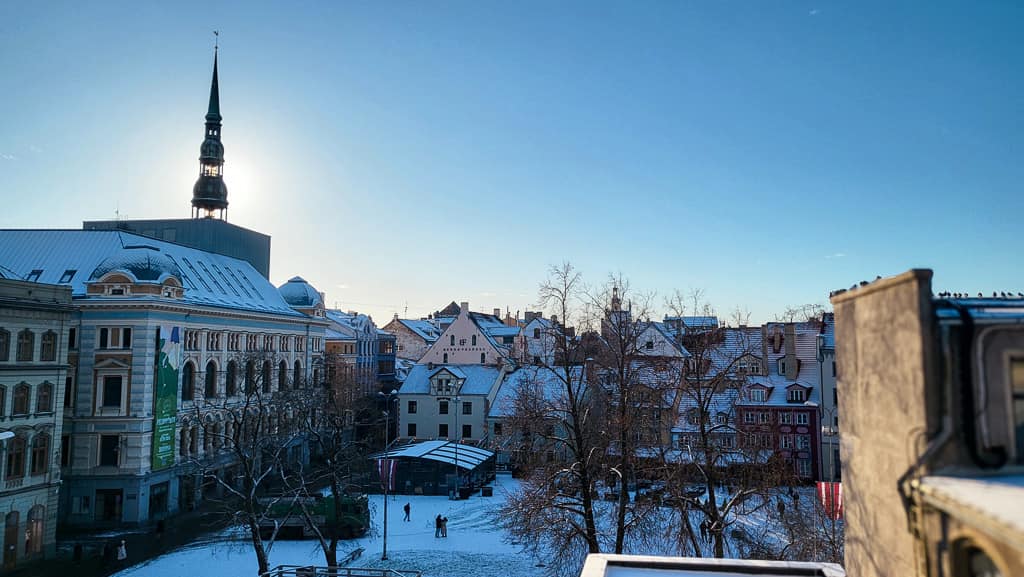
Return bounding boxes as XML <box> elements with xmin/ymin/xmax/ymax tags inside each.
<box><xmin>378</xmin><ymin>389</ymin><xmax>398</xmax><ymax>561</ymax></box>
<box><xmin>453</xmin><ymin>395</ymin><xmax>461</xmax><ymax>500</ymax></box>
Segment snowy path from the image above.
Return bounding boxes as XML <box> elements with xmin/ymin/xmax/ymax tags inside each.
<box><xmin>115</xmin><ymin>475</ymin><xmax>546</xmax><ymax>577</ymax></box>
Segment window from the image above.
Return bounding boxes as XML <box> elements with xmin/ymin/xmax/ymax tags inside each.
<box><xmin>30</xmin><ymin>434</ymin><xmax>49</xmax><ymax>475</ymax></box>
<box><xmin>102</xmin><ymin>376</ymin><xmax>123</xmax><ymax>408</ymax></box>
<box><xmin>61</xmin><ymin>435</ymin><xmax>71</xmax><ymax>467</ymax></box>
<box><xmin>450</xmin><ymin>335</ymin><xmax>455</xmax><ymax>346</ymax></box>
<box><xmin>439</xmin><ymin>400</ymin><xmax>449</xmax><ymax>415</ymax></box>
<box><xmin>787</xmin><ymin>388</ymin><xmax>806</xmax><ymax>403</ymax></box>
<box><xmin>744</xmin><ymin>411</ymin><xmax>755</xmax><ymax>424</ymax></box>
<box><xmin>407</xmin><ymin>400</ymin><xmax>417</xmax><ymax>414</ymax></box>
<box><xmin>796</xmin><ymin>412</ymin><xmax>810</xmax><ymax>425</ymax></box>
<box><xmin>797</xmin><ymin>435</ymin><xmax>811</xmax><ymax>450</ymax></box>
<box><xmin>438</xmin><ymin>423</ymin><xmax>449</xmax><ymax>437</ymax></box>
<box><xmin>13</xmin><ymin>384</ymin><xmax>29</xmax><ymax>415</ymax></box>
<box><xmin>462</xmin><ymin>424</ymin><xmax>472</xmax><ymax>439</ymax></box>
<box><xmin>494</xmin><ymin>422</ymin><xmax>503</xmax><ymax>436</ymax></box>
<box><xmin>407</xmin><ymin>423</ymin><xmax>417</xmax><ymax>437</ymax></box>
<box><xmin>40</xmin><ymin>331</ymin><xmax>57</xmax><ymax>362</ymax></box>
<box><xmin>293</xmin><ymin>360</ymin><xmax>302</xmax><ymax>389</ymax></box>
<box><xmin>443</xmin><ymin>353</ymin><xmax>448</xmax><ymax>363</ymax></box>
<box><xmin>645</xmin><ymin>340</ymin><xmax>654</xmax><ymax>350</ymax></box>
<box><xmin>758</xmin><ymin>412</ymin><xmax>770</xmax><ymax>424</ymax></box>
<box><xmin>5</xmin><ymin>436</ymin><xmax>25</xmax><ymax>479</ymax></box>
<box><xmin>0</xmin><ymin>329</ymin><xmax>8</xmax><ymax>361</ymax></box>
<box><xmin>480</xmin><ymin>353</ymin><xmax>486</xmax><ymax>364</ymax></box>
<box><xmin>226</xmin><ymin>361</ymin><xmax>238</xmax><ymax>396</ymax></box>
<box><xmin>17</xmin><ymin>329</ymin><xmax>34</xmax><ymax>361</ymax></box>
<box><xmin>36</xmin><ymin>382</ymin><xmax>52</xmax><ymax>413</ymax></box>
<box><xmin>778</xmin><ymin>358</ymin><xmax>787</xmax><ymax>375</ymax></box>
<box><xmin>182</xmin><ymin>362</ymin><xmax>196</xmax><ymax>401</ymax></box>
<box><xmin>205</xmin><ymin>361</ymin><xmax>218</xmax><ymax>398</ymax></box>
<box><xmin>780</xmin><ymin>412</ymin><xmax>793</xmax><ymax>425</ymax></box>
<box><xmin>716</xmin><ymin>412</ymin><xmax>728</xmax><ymax>425</ymax></box>
<box><xmin>262</xmin><ymin>360</ymin><xmax>272</xmax><ymax>394</ymax></box>
<box><xmin>59</xmin><ymin>269</ymin><xmax>76</xmax><ymax>283</ymax></box>
<box><xmin>245</xmin><ymin>361</ymin><xmax>256</xmax><ymax>394</ymax></box>
<box><xmin>462</xmin><ymin>401</ymin><xmax>472</xmax><ymax>415</ymax></box>
<box><xmin>471</xmin><ymin>335</ymin><xmax>477</xmax><ymax>346</ymax></box>
<box><xmin>533</xmin><ymin>328</ymin><xmax>540</xmax><ymax>339</ymax></box>
<box><xmin>99</xmin><ymin>327</ymin><xmax>132</xmax><ymax>350</ymax></box>
<box><xmin>68</xmin><ymin>327</ymin><xmax>77</xmax><ymax>350</ymax></box>
<box><xmin>99</xmin><ymin>435</ymin><xmax>120</xmax><ymax>467</ymax></box>
<box><xmin>750</xmin><ymin>388</ymin><xmax>766</xmax><ymax>402</ymax></box>
<box><xmin>780</xmin><ymin>435</ymin><xmax>793</xmax><ymax>449</ymax></box>
<box><xmin>26</xmin><ymin>269</ymin><xmax>42</xmax><ymax>283</ymax></box>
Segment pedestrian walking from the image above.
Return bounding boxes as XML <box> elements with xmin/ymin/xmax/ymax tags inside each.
<box><xmin>116</xmin><ymin>540</ymin><xmax>127</xmax><ymax>563</ymax></box>
<box><xmin>699</xmin><ymin>520</ymin><xmax>708</xmax><ymax>543</ymax></box>
<box><xmin>403</xmin><ymin>502</ymin><xmax>411</xmax><ymax>522</ymax></box>
<box><xmin>435</xmin><ymin>514</ymin><xmax>442</xmax><ymax>538</ymax></box>
<box><xmin>441</xmin><ymin>516</ymin><xmax>448</xmax><ymax>538</ymax></box>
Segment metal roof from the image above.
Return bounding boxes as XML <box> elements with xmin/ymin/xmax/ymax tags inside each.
<box><xmin>372</xmin><ymin>440</ymin><xmax>494</xmax><ymax>471</ymax></box>
<box><xmin>0</xmin><ymin>229</ymin><xmax>303</xmax><ymax>317</ymax></box>
<box><xmin>399</xmin><ymin>363</ymin><xmax>503</xmax><ymax>396</ymax></box>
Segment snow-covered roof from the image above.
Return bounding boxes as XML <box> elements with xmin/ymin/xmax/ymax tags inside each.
<box><xmin>739</xmin><ymin>374</ymin><xmax>820</xmax><ymax>407</ymax></box>
<box><xmin>0</xmin><ymin>229</ymin><xmax>303</xmax><ymax>316</ymax></box>
<box><xmin>399</xmin><ymin>363</ymin><xmax>504</xmax><ymax>396</ymax></box>
<box><xmin>918</xmin><ymin>474</ymin><xmax>1024</xmax><ymax>544</ymax></box>
<box><xmin>663</xmin><ymin>315</ymin><xmax>720</xmax><ymax>330</ymax></box>
<box><xmin>372</xmin><ymin>440</ymin><xmax>494</xmax><ymax>471</ymax></box>
<box><xmin>489</xmin><ymin>365</ymin><xmax>580</xmax><ymax>418</ymax></box>
<box><xmin>397</xmin><ymin>319</ymin><xmax>442</xmax><ymax>342</ymax></box>
<box><xmin>278</xmin><ymin>276</ymin><xmax>323</xmax><ymax>308</ymax></box>
<box><xmin>325</xmin><ymin>309</ymin><xmax>376</xmax><ymax>338</ymax></box>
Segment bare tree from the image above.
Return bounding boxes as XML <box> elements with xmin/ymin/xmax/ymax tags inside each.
<box><xmin>498</xmin><ymin>263</ymin><xmax>608</xmax><ymax>576</ymax></box>
<box><xmin>775</xmin><ymin>303</ymin><xmax>827</xmax><ymax>324</ymax></box>
<box><xmin>187</xmin><ymin>351</ymin><xmax>311</xmax><ymax>576</ymax></box>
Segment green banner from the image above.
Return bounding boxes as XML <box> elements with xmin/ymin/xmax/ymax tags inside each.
<box><xmin>152</xmin><ymin>325</ymin><xmax>181</xmax><ymax>470</ymax></box>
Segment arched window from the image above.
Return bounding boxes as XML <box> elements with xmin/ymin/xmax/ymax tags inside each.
<box><xmin>40</xmin><ymin>330</ymin><xmax>57</xmax><ymax>362</ymax></box>
<box><xmin>0</xmin><ymin>328</ymin><xmax>9</xmax><ymax>361</ymax></box>
<box><xmin>472</xmin><ymin>335</ymin><xmax>477</xmax><ymax>346</ymax></box>
<box><xmin>205</xmin><ymin>360</ymin><xmax>218</xmax><ymax>399</ymax></box>
<box><xmin>443</xmin><ymin>353</ymin><xmax>448</xmax><ymax>364</ymax></box>
<box><xmin>13</xmin><ymin>383</ymin><xmax>30</xmax><ymax>415</ymax></box>
<box><xmin>245</xmin><ymin>361</ymin><xmax>256</xmax><ymax>394</ymax></box>
<box><xmin>36</xmin><ymin>382</ymin><xmax>52</xmax><ymax>413</ymax></box>
<box><xmin>226</xmin><ymin>361</ymin><xmax>238</xmax><ymax>396</ymax></box>
<box><xmin>450</xmin><ymin>335</ymin><xmax>455</xmax><ymax>346</ymax></box>
<box><xmin>480</xmin><ymin>353</ymin><xmax>486</xmax><ymax>364</ymax></box>
<box><xmin>278</xmin><ymin>360</ymin><xmax>288</xmax><ymax>390</ymax></box>
<box><xmin>16</xmin><ymin>329</ymin><xmax>34</xmax><ymax>362</ymax></box>
<box><xmin>262</xmin><ymin>361</ymin><xmax>272</xmax><ymax>394</ymax></box>
<box><xmin>293</xmin><ymin>360</ymin><xmax>302</xmax><ymax>390</ymax></box>
<box><xmin>26</xmin><ymin>505</ymin><xmax>44</xmax><ymax>555</ymax></box>
<box><xmin>30</xmin><ymin>433</ymin><xmax>49</xmax><ymax>475</ymax></box>
<box><xmin>5</xmin><ymin>436</ymin><xmax>25</xmax><ymax>479</ymax></box>
<box><xmin>182</xmin><ymin>362</ymin><xmax>196</xmax><ymax>401</ymax></box>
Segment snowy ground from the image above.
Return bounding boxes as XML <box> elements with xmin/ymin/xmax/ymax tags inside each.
<box><xmin>114</xmin><ymin>474</ymin><xmax>547</xmax><ymax>577</ymax></box>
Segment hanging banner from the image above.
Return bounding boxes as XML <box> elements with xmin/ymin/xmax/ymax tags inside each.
<box><xmin>816</xmin><ymin>481</ymin><xmax>843</xmax><ymax>520</ymax></box>
<box><xmin>377</xmin><ymin>458</ymin><xmax>396</xmax><ymax>492</ymax></box>
<box><xmin>152</xmin><ymin>325</ymin><xmax>181</xmax><ymax>470</ymax></box>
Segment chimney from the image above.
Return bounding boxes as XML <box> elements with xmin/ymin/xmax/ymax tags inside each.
<box><xmin>494</xmin><ymin>308</ymin><xmax>501</xmax><ymax>318</ymax></box>
<box><xmin>784</xmin><ymin>323</ymin><xmax>798</xmax><ymax>380</ymax></box>
<box><xmin>551</xmin><ymin>314</ymin><xmax>558</xmax><ymax>325</ymax></box>
<box><xmin>460</xmin><ymin>302</ymin><xmax>469</xmax><ymax>316</ymax></box>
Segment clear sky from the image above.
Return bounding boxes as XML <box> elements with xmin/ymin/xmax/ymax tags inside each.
<box><xmin>1</xmin><ymin>2</ymin><xmax>1021</xmax><ymax>325</ymax></box>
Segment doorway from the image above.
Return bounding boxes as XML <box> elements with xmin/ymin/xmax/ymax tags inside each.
<box><xmin>95</xmin><ymin>489</ymin><xmax>123</xmax><ymax>522</ymax></box>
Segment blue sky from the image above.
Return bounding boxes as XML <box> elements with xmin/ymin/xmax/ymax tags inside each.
<box><xmin>1</xmin><ymin>2</ymin><xmax>1021</xmax><ymax>324</ymax></box>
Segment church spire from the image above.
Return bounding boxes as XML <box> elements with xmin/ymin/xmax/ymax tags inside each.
<box><xmin>192</xmin><ymin>36</ymin><xmax>228</xmax><ymax>219</ymax></box>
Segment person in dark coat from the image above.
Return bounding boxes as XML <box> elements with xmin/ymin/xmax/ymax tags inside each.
<box><xmin>441</xmin><ymin>516</ymin><xmax>448</xmax><ymax>537</ymax></box>
<box><xmin>435</xmin><ymin>514</ymin><xmax>442</xmax><ymax>538</ymax></box>
<box><xmin>403</xmin><ymin>502</ymin><xmax>411</xmax><ymax>522</ymax></box>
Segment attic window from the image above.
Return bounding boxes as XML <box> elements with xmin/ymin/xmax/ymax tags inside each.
<box><xmin>787</xmin><ymin>388</ymin><xmax>806</xmax><ymax>403</ymax></box>
<box><xmin>645</xmin><ymin>341</ymin><xmax>654</xmax><ymax>350</ymax></box>
<box><xmin>59</xmin><ymin>270</ymin><xmax>77</xmax><ymax>283</ymax></box>
<box><xmin>778</xmin><ymin>359</ymin><xmax>786</xmax><ymax>375</ymax></box>
<box><xmin>26</xmin><ymin>269</ymin><xmax>43</xmax><ymax>283</ymax></box>
<box><xmin>750</xmin><ymin>388</ymin><xmax>767</xmax><ymax>402</ymax></box>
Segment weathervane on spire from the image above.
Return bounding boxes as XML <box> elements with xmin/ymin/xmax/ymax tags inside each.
<box><xmin>214</xmin><ymin>30</ymin><xmax>219</xmax><ymax>51</ymax></box>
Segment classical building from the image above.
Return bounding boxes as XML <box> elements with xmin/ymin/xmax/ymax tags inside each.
<box><xmin>0</xmin><ymin>277</ymin><xmax>73</xmax><ymax>571</ymax></box>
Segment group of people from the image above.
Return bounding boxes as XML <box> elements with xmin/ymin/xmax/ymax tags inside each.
<box><xmin>401</xmin><ymin>502</ymin><xmax>451</xmax><ymax>537</ymax></box>
<box><xmin>434</xmin><ymin>513</ymin><xmax>449</xmax><ymax>537</ymax></box>
<box><xmin>698</xmin><ymin>520</ymin><xmax>716</xmax><ymax>545</ymax></box>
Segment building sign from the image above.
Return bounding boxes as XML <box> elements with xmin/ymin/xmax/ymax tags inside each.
<box><xmin>152</xmin><ymin>325</ymin><xmax>181</xmax><ymax>470</ymax></box>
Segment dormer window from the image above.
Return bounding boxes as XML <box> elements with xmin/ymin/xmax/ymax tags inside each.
<box><xmin>750</xmin><ymin>388</ymin><xmax>767</xmax><ymax>402</ymax></box>
<box><xmin>787</xmin><ymin>387</ymin><xmax>807</xmax><ymax>403</ymax></box>
<box><xmin>778</xmin><ymin>359</ymin><xmax>786</xmax><ymax>375</ymax></box>
<box><xmin>645</xmin><ymin>341</ymin><xmax>654</xmax><ymax>350</ymax></box>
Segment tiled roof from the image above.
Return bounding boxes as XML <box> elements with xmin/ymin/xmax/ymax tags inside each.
<box><xmin>0</xmin><ymin>229</ymin><xmax>303</xmax><ymax>316</ymax></box>
<box><xmin>398</xmin><ymin>363</ymin><xmax>503</xmax><ymax>396</ymax></box>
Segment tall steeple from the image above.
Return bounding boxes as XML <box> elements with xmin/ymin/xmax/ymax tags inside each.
<box><xmin>192</xmin><ymin>39</ymin><xmax>228</xmax><ymax>219</ymax></box>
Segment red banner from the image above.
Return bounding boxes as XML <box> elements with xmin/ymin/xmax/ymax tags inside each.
<box><xmin>816</xmin><ymin>481</ymin><xmax>843</xmax><ymax>520</ymax></box>
<box><xmin>377</xmin><ymin>458</ymin><xmax>396</xmax><ymax>492</ymax></box>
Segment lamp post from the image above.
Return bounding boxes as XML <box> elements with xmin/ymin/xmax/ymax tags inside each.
<box><xmin>378</xmin><ymin>389</ymin><xmax>398</xmax><ymax>561</ymax></box>
<box><xmin>453</xmin><ymin>395</ymin><xmax>461</xmax><ymax>500</ymax></box>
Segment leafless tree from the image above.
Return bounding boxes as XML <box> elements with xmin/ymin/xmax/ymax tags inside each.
<box><xmin>187</xmin><ymin>351</ymin><xmax>311</xmax><ymax>576</ymax></box>
<box><xmin>775</xmin><ymin>303</ymin><xmax>828</xmax><ymax>324</ymax></box>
